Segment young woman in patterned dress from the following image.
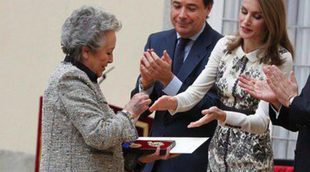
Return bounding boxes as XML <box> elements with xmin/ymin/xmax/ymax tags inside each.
<box><xmin>149</xmin><ymin>0</ymin><xmax>294</xmax><ymax>171</ymax></box>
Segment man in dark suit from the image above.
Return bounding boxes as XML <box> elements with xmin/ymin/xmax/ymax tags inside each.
<box><xmin>131</xmin><ymin>0</ymin><xmax>222</xmax><ymax>171</ymax></box>
<box><xmin>265</xmin><ymin>66</ymin><xmax>310</xmax><ymax>172</ymax></box>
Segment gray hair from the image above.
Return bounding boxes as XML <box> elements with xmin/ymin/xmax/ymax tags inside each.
<box><xmin>61</xmin><ymin>6</ymin><xmax>121</xmax><ymax>61</ymax></box>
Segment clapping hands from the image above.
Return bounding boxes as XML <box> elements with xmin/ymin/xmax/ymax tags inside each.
<box><xmin>140</xmin><ymin>50</ymin><xmax>174</xmax><ymax>89</ymax></box>
<box><xmin>238</xmin><ymin>65</ymin><xmax>298</xmax><ymax>107</ymax></box>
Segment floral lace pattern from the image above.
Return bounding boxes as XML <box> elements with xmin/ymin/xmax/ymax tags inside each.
<box><xmin>210</xmin><ymin>49</ymin><xmax>273</xmax><ymax>171</ymax></box>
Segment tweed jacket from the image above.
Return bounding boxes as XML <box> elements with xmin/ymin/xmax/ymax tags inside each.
<box><xmin>40</xmin><ymin>61</ymin><xmax>137</xmax><ymax>172</ymax></box>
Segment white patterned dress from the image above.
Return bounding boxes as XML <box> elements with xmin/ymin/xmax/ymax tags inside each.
<box><xmin>173</xmin><ymin>36</ymin><xmax>293</xmax><ymax>171</ymax></box>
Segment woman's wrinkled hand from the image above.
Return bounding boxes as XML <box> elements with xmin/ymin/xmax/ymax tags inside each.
<box><xmin>124</xmin><ymin>92</ymin><xmax>151</xmax><ymax>118</ymax></box>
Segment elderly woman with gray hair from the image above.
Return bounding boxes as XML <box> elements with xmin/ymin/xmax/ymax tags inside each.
<box><xmin>40</xmin><ymin>6</ymin><xmax>151</xmax><ymax>172</ymax></box>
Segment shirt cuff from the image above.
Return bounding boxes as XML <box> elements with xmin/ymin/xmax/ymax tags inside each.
<box><xmin>270</xmin><ymin>104</ymin><xmax>281</xmax><ymax>119</ymax></box>
<box><xmin>289</xmin><ymin>96</ymin><xmax>296</xmax><ymax>106</ymax></box>
<box><xmin>219</xmin><ymin>111</ymin><xmax>242</xmax><ymax>129</ymax></box>
<box><xmin>168</xmin><ymin>109</ymin><xmax>177</xmax><ymax>116</ymax></box>
<box><xmin>162</xmin><ymin>75</ymin><xmax>182</xmax><ymax>96</ymax></box>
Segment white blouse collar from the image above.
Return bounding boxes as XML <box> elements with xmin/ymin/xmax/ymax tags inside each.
<box><xmin>235</xmin><ymin>46</ymin><xmax>263</xmax><ymax>63</ymax></box>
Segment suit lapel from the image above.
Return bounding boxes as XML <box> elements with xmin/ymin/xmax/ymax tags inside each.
<box><xmin>164</xmin><ymin>30</ymin><xmax>178</xmax><ymax>60</ymax></box>
<box><xmin>178</xmin><ymin>23</ymin><xmax>214</xmax><ymax>82</ymax></box>
<box><xmin>155</xmin><ymin>30</ymin><xmax>177</xmax><ymax>91</ymax></box>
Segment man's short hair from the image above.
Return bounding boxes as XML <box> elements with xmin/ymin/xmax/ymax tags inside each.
<box><xmin>203</xmin><ymin>0</ymin><xmax>213</xmax><ymax>7</ymax></box>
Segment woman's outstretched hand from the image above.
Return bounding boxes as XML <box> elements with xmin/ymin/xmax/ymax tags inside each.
<box><xmin>149</xmin><ymin>95</ymin><xmax>178</xmax><ymax>112</ymax></box>
<box><xmin>187</xmin><ymin>106</ymin><xmax>226</xmax><ymax>128</ymax></box>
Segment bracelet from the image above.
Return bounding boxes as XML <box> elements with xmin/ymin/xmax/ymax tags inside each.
<box><xmin>121</xmin><ymin>109</ymin><xmax>134</xmax><ymax>119</ymax></box>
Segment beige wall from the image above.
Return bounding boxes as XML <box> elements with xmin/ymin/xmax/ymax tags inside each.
<box><xmin>0</xmin><ymin>0</ymin><xmax>165</xmax><ymax>154</ymax></box>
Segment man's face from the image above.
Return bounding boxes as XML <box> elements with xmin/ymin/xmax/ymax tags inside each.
<box><xmin>170</xmin><ymin>0</ymin><xmax>211</xmax><ymax>38</ymax></box>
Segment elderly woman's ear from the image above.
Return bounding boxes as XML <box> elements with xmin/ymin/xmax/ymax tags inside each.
<box><xmin>81</xmin><ymin>46</ymin><xmax>90</xmax><ymax>60</ymax></box>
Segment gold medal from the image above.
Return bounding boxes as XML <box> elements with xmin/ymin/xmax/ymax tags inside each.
<box><xmin>147</xmin><ymin>141</ymin><xmax>164</xmax><ymax>147</ymax></box>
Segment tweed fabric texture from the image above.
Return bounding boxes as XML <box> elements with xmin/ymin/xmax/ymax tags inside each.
<box><xmin>40</xmin><ymin>62</ymin><xmax>138</xmax><ymax>172</ymax></box>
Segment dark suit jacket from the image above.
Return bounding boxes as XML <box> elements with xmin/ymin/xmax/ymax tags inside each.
<box><xmin>131</xmin><ymin>23</ymin><xmax>222</xmax><ymax>172</ymax></box>
<box><xmin>269</xmin><ymin>74</ymin><xmax>310</xmax><ymax>172</ymax></box>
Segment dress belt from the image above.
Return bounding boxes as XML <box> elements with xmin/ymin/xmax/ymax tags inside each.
<box><xmin>217</xmin><ymin>101</ymin><xmax>255</xmax><ymax>116</ymax></box>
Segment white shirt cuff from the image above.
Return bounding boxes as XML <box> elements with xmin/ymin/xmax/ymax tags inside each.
<box><xmin>162</xmin><ymin>75</ymin><xmax>182</xmax><ymax>96</ymax></box>
<box><xmin>270</xmin><ymin>104</ymin><xmax>281</xmax><ymax>119</ymax></box>
<box><xmin>289</xmin><ymin>96</ymin><xmax>296</xmax><ymax>106</ymax></box>
<box><xmin>219</xmin><ymin>111</ymin><xmax>242</xmax><ymax>129</ymax></box>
